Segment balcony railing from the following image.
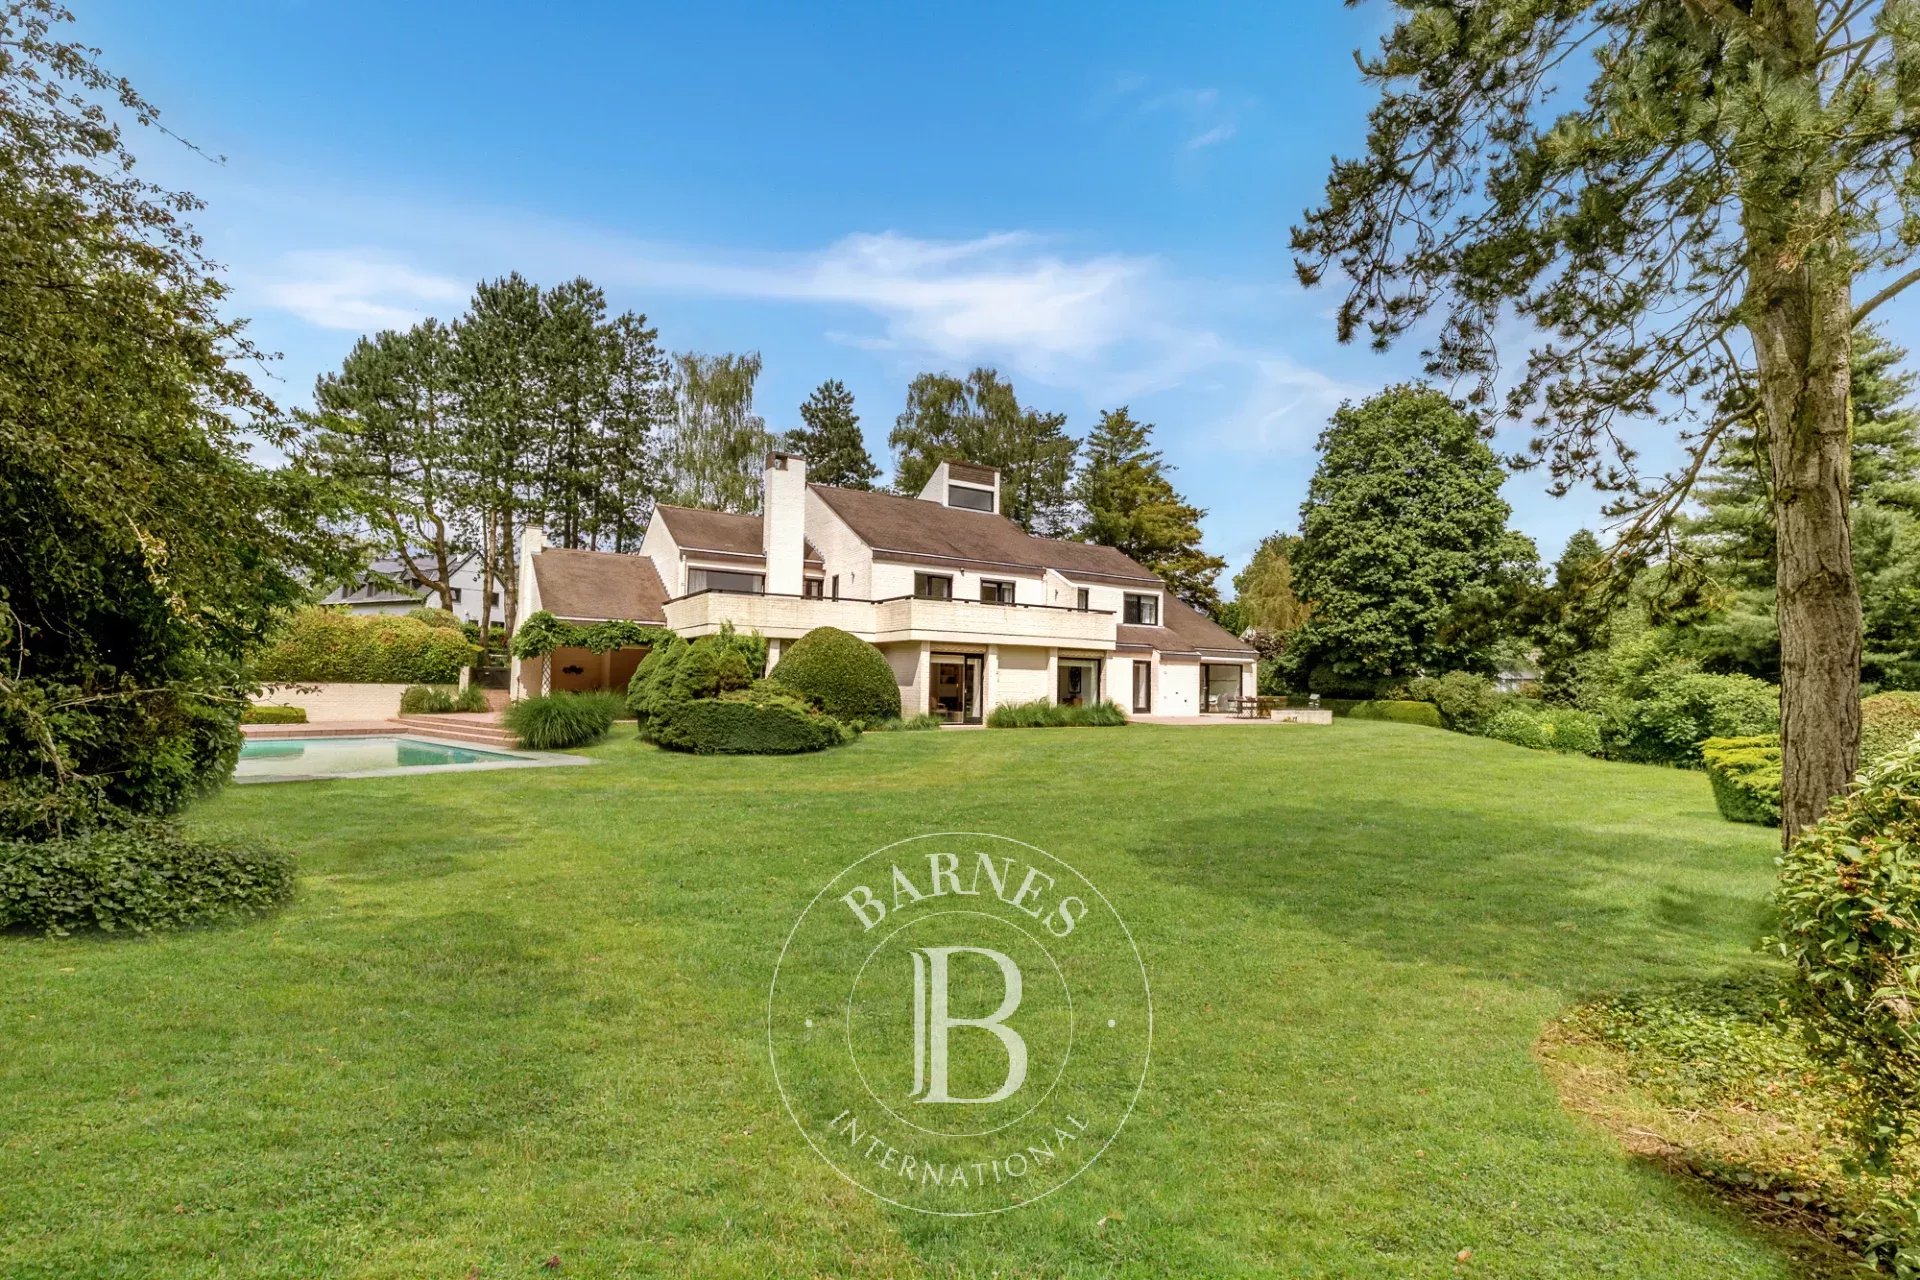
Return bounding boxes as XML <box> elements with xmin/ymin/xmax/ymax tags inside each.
<box><xmin>659</xmin><ymin>589</ymin><xmax>1115</xmax><ymax>649</ymax></box>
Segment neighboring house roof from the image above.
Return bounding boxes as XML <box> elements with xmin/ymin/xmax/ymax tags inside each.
<box><xmin>531</xmin><ymin>547</ymin><xmax>669</xmax><ymax>624</ymax></box>
<box><xmin>809</xmin><ymin>484</ymin><xmax>1161</xmax><ymax>586</ymax></box>
<box><xmin>654</xmin><ymin>505</ymin><xmax>824</xmax><ymax>567</ymax></box>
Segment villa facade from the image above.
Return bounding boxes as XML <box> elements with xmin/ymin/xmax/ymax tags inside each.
<box><xmin>509</xmin><ymin>454</ymin><xmax>1256</xmax><ymax>722</ymax></box>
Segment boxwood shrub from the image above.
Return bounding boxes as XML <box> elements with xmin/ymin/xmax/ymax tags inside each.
<box><xmin>650</xmin><ymin>683</ymin><xmax>851</xmax><ymax>754</ymax></box>
<box><xmin>1701</xmin><ymin>735</ymin><xmax>1782</xmax><ymax>826</ymax></box>
<box><xmin>769</xmin><ymin>626</ymin><xmax>901</xmax><ymax>724</ymax></box>
<box><xmin>0</xmin><ymin>820</ymin><xmax>296</xmax><ymax>936</ymax></box>
<box><xmin>1480</xmin><ymin>703</ymin><xmax>1605</xmax><ymax>755</ymax></box>
<box><xmin>1861</xmin><ymin>692</ymin><xmax>1920</xmax><ymax>769</ymax></box>
<box><xmin>1774</xmin><ymin>739</ymin><xmax>1920</xmax><ymax>1168</ymax></box>
<box><xmin>255</xmin><ymin>608</ymin><xmax>477</xmax><ymax>685</ymax></box>
<box><xmin>240</xmin><ymin>704</ymin><xmax>306</xmax><ymax>725</ymax></box>
<box><xmin>504</xmin><ymin>692</ymin><xmax>621</xmax><ymax>749</ymax></box>
<box><xmin>1346</xmin><ymin>699</ymin><xmax>1445</xmax><ymax>729</ymax></box>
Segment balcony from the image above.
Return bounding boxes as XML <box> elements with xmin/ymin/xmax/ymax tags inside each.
<box><xmin>659</xmin><ymin>590</ymin><xmax>1115</xmax><ymax>650</ymax></box>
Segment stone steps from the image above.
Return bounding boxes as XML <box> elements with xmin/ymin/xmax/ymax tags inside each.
<box><xmin>392</xmin><ymin>715</ymin><xmax>521</xmax><ymax>748</ymax></box>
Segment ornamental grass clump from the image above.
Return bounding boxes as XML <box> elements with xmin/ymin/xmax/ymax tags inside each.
<box><xmin>504</xmin><ymin>692</ymin><xmax>619</xmax><ymax>750</ymax></box>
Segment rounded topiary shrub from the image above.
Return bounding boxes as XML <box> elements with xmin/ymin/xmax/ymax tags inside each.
<box><xmin>768</xmin><ymin>627</ymin><xmax>901</xmax><ymax>724</ymax></box>
<box><xmin>0</xmin><ymin>820</ymin><xmax>296</xmax><ymax>936</ymax></box>
<box><xmin>1774</xmin><ymin>739</ymin><xmax>1920</xmax><ymax>1167</ymax></box>
<box><xmin>651</xmin><ymin>684</ymin><xmax>850</xmax><ymax>755</ymax></box>
<box><xmin>1861</xmin><ymin>692</ymin><xmax>1920</xmax><ymax>769</ymax></box>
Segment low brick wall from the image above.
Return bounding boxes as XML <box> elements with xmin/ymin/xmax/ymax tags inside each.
<box><xmin>259</xmin><ymin>682</ymin><xmax>409</xmax><ymax>723</ymax></box>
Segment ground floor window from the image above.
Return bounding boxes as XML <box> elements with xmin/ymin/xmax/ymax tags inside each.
<box><xmin>930</xmin><ymin>652</ymin><xmax>984</xmax><ymax>724</ymax></box>
<box><xmin>1202</xmin><ymin>663</ymin><xmax>1243</xmax><ymax>712</ymax></box>
<box><xmin>1058</xmin><ymin>657</ymin><xmax>1101</xmax><ymax>707</ymax></box>
<box><xmin>1132</xmin><ymin>660</ymin><xmax>1151</xmax><ymax>714</ymax></box>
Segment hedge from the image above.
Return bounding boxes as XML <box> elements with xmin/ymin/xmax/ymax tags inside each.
<box><xmin>504</xmin><ymin>692</ymin><xmax>623</xmax><ymax>749</ymax></box>
<box><xmin>0</xmin><ymin>820</ymin><xmax>296</xmax><ymax>936</ymax></box>
<box><xmin>1861</xmin><ymin>692</ymin><xmax>1920</xmax><ymax>769</ymax></box>
<box><xmin>649</xmin><ymin>684</ymin><xmax>851</xmax><ymax>754</ymax></box>
<box><xmin>1346</xmin><ymin>699</ymin><xmax>1445</xmax><ymax>729</ymax></box>
<box><xmin>1701</xmin><ymin>735</ymin><xmax>1782</xmax><ymax>827</ymax></box>
<box><xmin>768</xmin><ymin>627</ymin><xmax>902</xmax><ymax>724</ymax></box>
<box><xmin>1401</xmin><ymin>672</ymin><xmax>1504</xmax><ymax>732</ymax></box>
<box><xmin>240</xmin><ymin>704</ymin><xmax>306</xmax><ymax>725</ymax></box>
<box><xmin>399</xmin><ymin>684</ymin><xmax>489</xmax><ymax>714</ymax></box>
<box><xmin>1774</xmin><ymin>738</ymin><xmax>1920</xmax><ymax>1169</ymax></box>
<box><xmin>1480</xmin><ymin>703</ymin><xmax>1603</xmax><ymax>756</ymax></box>
<box><xmin>986</xmin><ymin>699</ymin><xmax>1127</xmax><ymax>729</ymax></box>
<box><xmin>1603</xmin><ymin>669</ymin><xmax>1779</xmax><ymax>768</ymax></box>
<box><xmin>255</xmin><ymin>608</ymin><xmax>477</xmax><ymax>685</ymax></box>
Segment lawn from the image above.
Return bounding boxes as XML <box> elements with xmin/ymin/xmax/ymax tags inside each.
<box><xmin>0</xmin><ymin>721</ymin><xmax>1809</xmax><ymax>1278</ymax></box>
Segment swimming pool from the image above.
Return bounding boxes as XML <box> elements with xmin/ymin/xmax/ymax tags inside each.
<box><xmin>233</xmin><ymin>735</ymin><xmax>588</xmax><ymax>783</ymax></box>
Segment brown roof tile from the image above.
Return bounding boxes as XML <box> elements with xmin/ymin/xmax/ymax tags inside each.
<box><xmin>654</xmin><ymin>505</ymin><xmax>822</xmax><ymax>565</ymax></box>
<box><xmin>810</xmin><ymin>485</ymin><xmax>1160</xmax><ymax>584</ymax></box>
<box><xmin>532</xmin><ymin>548</ymin><xmax>669</xmax><ymax>623</ymax></box>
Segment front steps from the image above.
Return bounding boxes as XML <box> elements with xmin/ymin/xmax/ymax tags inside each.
<box><xmin>392</xmin><ymin>713</ymin><xmax>521</xmax><ymax>748</ymax></box>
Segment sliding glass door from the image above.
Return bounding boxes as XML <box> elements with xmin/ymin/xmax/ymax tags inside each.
<box><xmin>930</xmin><ymin>653</ymin><xmax>984</xmax><ymax>724</ymax></box>
<box><xmin>1131</xmin><ymin>660</ymin><xmax>1151</xmax><ymax>714</ymax></box>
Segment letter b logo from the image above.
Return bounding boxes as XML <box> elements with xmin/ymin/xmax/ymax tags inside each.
<box><xmin>908</xmin><ymin>946</ymin><xmax>1028</xmax><ymax>1104</ymax></box>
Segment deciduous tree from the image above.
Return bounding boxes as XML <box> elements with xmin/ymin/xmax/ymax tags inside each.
<box><xmin>890</xmin><ymin>369</ymin><xmax>1078</xmax><ymax>534</ymax></box>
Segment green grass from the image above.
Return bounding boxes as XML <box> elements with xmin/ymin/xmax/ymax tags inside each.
<box><xmin>0</xmin><ymin>722</ymin><xmax>1799</xmax><ymax>1277</ymax></box>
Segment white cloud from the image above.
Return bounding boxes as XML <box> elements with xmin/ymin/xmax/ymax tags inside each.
<box><xmin>1102</xmin><ymin>79</ymin><xmax>1249</xmax><ymax>154</ymax></box>
<box><xmin>1186</xmin><ymin>122</ymin><xmax>1238</xmax><ymax>150</ymax></box>
<box><xmin>259</xmin><ymin>249</ymin><xmax>468</xmax><ymax>331</ymax></box>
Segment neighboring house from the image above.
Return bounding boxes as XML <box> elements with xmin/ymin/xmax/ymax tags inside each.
<box><xmin>320</xmin><ymin>551</ymin><xmax>500</xmax><ymax>628</ymax></box>
<box><xmin>510</xmin><ymin>454</ymin><xmax>1256</xmax><ymax>721</ymax></box>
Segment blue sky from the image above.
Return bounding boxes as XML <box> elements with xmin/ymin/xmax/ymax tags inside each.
<box><xmin>78</xmin><ymin>0</ymin><xmax>1677</xmax><ymax>573</ymax></box>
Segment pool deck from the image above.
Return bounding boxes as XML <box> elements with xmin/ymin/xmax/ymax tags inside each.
<box><xmin>243</xmin><ymin>720</ymin><xmax>404</xmax><ymax>740</ymax></box>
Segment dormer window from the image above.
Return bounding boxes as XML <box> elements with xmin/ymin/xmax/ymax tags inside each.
<box><xmin>1123</xmin><ymin>593</ymin><xmax>1159</xmax><ymax>625</ymax></box>
<box><xmin>947</xmin><ymin>484</ymin><xmax>994</xmax><ymax>513</ymax></box>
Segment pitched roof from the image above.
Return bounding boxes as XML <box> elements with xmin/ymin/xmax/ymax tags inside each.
<box><xmin>531</xmin><ymin>547</ymin><xmax>669</xmax><ymax>624</ymax></box>
<box><xmin>654</xmin><ymin>505</ymin><xmax>822</xmax><ymax>566</ymax></box>
<box><xmin>809</xmin><ymin>484</ymin><xmax>1161</xmax><ymax>585</ymax></box>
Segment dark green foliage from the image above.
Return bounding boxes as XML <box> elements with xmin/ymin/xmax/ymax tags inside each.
<box><xmin>985</xmin><ymin>699</ymin><xmax>1127</xmax><ymax>729</ymax></box>
<box><xmin>1701</xmin><ymin>736</ymin><xmax>1783</xmax><ymax>827</ymax></box>
<box><xmin>256</xmin><ymin>609</ymin><xmax>476</xmax><ymax>685</ymax></box>
<box><xmin>889</xmin><ymin>368</ymin><xmax>1078</xmax><ymax>536</ymax></box>
<box><xmin>1075</xmin><ymin>407</ymin><xmax>1226</xmax><ymax>611</ymax></box>
<box><xmin>1286</xmin><ymin>386</ymin><xmax>1539</xmax><ymax>684</ymax></box>
<box><xmin>399</xmin><ymin>685</ymin><xmax>456</xmax><ymax>714</ymax></box>
<box><xmin>1346</xmin><ymin>700</ymin><xmax>1446</xmax><ymax>730</ymax></box>
<box><xmin>1774</xmin><ymin>741</ymin><xmax>1920</xmax><ymax>1170</ymax></box>
<box><xmin>240</xmin><ymin>705</ymin><xmax>307</xmax><ymax>725</ymax></box>
<box><xmin>503</xmin><ymin>692</ymin><xmax>618</xmax><ymax>750</ymax></box>
<box><xmin>1403</xmin><ymin>671</ymin><xmax>1504</xmax><ymax>733</ymax></box>
<box><xmin>783</xmin><ymin>380</ymin><xmax>877</xmax><ymax>489</ymax></box>
<box><xmin>870</xmin><ymin>714</ymin><xmax>944</xmax><ymax>732</ymax></box>
<box><xmin>1603</xmin><ymin>669</ymin><xmax>1780</xmax><ymax>769</ymax></box>
<box><xmin>508</xmin><ymin>611</ymin><xmax>674</xmax><ymax>660</ymax></box>
<box><xmin>768</xmin><ymin>627</ymin><xmax>901</xmax><ymax>724</ymax></box>
<box><xmin>453</xmin><ymin>684</ymin><xmax>491</xmax><ymax>714</ymax></box>
<box><xmin>0</xmin><ymin>820</ymin><xmax>295</xmax><ymax>936</ymax></box>
<box><xmin>1861</xmin><ymin>693</ymin><xmax>1920</xmax><ymax>770</ymax></box>
<box><xmin>648</xmin><ymin>683</ymin><xmax>849</xmax><ymax>755</ymax></box>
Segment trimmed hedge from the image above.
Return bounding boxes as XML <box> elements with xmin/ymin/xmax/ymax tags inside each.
<box><xmin>504</xmin><ymin>692</ymin><xmax>621</xmax><ymax>749</ymax></box>
<box><xmin>768</xmin><ymin>627</ymin><xmax>901</xmax><ymax>724</ymax></box>
<box><xmin>240</xmin><ymin>704</ymin><xmax>306</xmax><ymax>725</ymax></box>
<box><xmin>1774</xmin><ymin>739</ymin><xmax>1920</xmax><ymax>1168</ymax></box>
<box><xmin>986</xmin><ymin>699</ymin><xmax>1127</xmax><ymax>729</ymax></box>
<box><xmin>1861</xmin><ymin>692</ymin><xmax>1920</xmax><ymax>769</ymax></box>
<box><xmin>399</xmin><ymin>684</ymin><xmax>489</xmax><ymax>714</ymax></box>
<box><xmin>1346</xmin><ymin>699</ymin><xmax>1445</xmax><ymax>729</ymax></box>
<box><xmin>256</xmin><ymin>608</ymin><xmax>477</xmax><ymax>685</ymax></box>
<box><xmin>650</xmin><ymin>683</ymin><xmax>851</xmax><ymax>754</ymax></box>
<box><xmin>1701</xmin><ymin>735</ymin><xmax>1782</xmax><ymax>826</ymax></box>
<box><xmin>1482</xmin><ymin>703</ymin><xmax>1604</xmax><ymax>756</ymax></box>
<box><xmin>1402</xmin><ymin>672</ymin><xmax>1504</xmax><ymax>732</ymax></box>
<box><xmin>0</xmin><ymin>820</ymin><xmax>295</xmax><ymax>936</ymax></box>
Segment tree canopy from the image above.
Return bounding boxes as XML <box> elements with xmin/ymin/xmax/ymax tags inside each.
<box><xmin>890</xmin><ymin>368</ymin><xmax>1078</xmax><ymax>535</ymax></box>
<box><xmin>1075</xmin><ymin>408</ymin><xmax>1225</xmax><ymax>610</ymax></box>
<box><xmin>784</xmin><ymin>380</ymin><xmax>877</xmax><ymax>489</ymax></box>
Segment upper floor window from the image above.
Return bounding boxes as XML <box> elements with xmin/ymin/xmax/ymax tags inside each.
<box><xmin>947</xmin><ymin>484</ymin><xmax>994</xmax><ymax>513</ymax></box>
<box><xmin>451</xmin><ymin>587</ymin><xmax>463</xmax><ymax>602</ymax></box>
<box><xmin>914</xmin><ymin>572</ymin><xmax>953</xmax><ymax>601</ymax></box>
<box><xmin>1123</xmin><ymin>593</ymin><xmax>1159</xmax><ymax>625</ymax></box>
<box><xmin>802</xmin><ymin>578</ymin><xmax>824</xmax><ymax>599</ymax></box>
<box><xmin>831</xmin><ymin>575</ymin><xmax>841</xmax><ymax>600</ymax></box>
<box><xmin>980</xmin><ymin>579</ymin><xmax>1015</xmax><ymax>605</ymax></box>
<box><xmin>688</xmin><ymin>567</ymin><xmax>765</xmax><ymax>595</ymax></box>
<box><xmin>1075</xmin><ymin>587</ymin><xmax>1090</xmax><ymax>611</ymax></box>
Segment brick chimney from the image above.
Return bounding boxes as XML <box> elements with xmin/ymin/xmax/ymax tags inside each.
<box><xmin>762</xmin><ymin>452</ymin><xmax>807</xmax><ymax>595</ymax></box>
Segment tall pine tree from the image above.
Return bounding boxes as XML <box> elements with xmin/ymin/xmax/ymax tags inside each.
<box><xmin>784</xmin><ymin>380</ymin><xmax>877</xmax><ymax>488</ymax></box>
<box><xmin>1075</xmin><ymin>408</ymin><xmax>1225</xmax><ymax>611</ymax></box>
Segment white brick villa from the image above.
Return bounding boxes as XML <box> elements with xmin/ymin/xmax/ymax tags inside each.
<box><xmin>509</xmin><ymin>455</ymin><xmax>1256</xmax><ymax>723</ymax></box>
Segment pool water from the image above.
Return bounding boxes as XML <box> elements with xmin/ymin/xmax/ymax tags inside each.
<box><xmin>234</xmin><ymin>735</ymin><xmax>540</xmax><ymax>782</ymax></box>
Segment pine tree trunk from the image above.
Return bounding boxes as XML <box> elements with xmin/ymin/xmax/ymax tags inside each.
<box><xmin>1747</xmin><ymin>230</ymin><xmax>1862</xmax><ymax>842</ymax></box>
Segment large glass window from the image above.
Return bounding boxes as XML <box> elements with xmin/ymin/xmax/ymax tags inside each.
<box><xmin>688</xmin><ymin>567</ymin><xmax>765</xmax><ymax>594</ymax></box>
<box><xmin>980</xmin><ymin>579</ymin><xmax>1015</xmax><ymax>604</ymax></box>
<box><xmin>947</xmin><ymin>484</ymin><xmax>994</xmax><ymax>512</ymax></box>
<box><xmin>914</xmin><ymin>573</ymin><xmax>953</xmax><ymax>600</ymax></box>
<box><xmin>1057</xmin><ymin>658</ymin><xmax>1101</xmax><ymax>707</ymax></box>
<box><xmin>1203</xmin><ymin>663</ymin><xmax>1243</xmax><ymax>712</ymax></box>
<box><xmin>1123</xmin><ymin>593</ymin><xmax>1159</xmax><ymax>625</ymax></box>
